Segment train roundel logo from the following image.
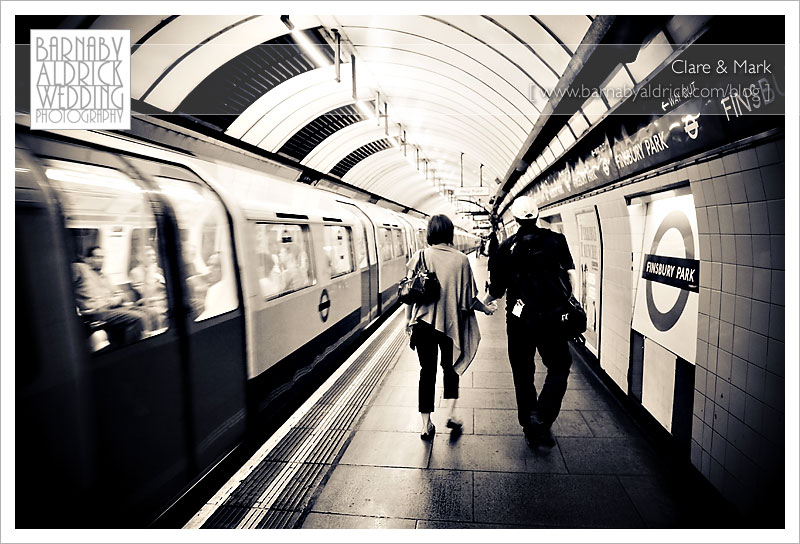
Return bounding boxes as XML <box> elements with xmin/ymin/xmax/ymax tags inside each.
<box><xmin>645</xmin><ymin>210</ymin><xmax>695</xmax><ymax>332</ymax></box>
<box><xmin>318</xmin><ymin>289</ymin><xmax>331</xmax><ymax>323</ymax></box>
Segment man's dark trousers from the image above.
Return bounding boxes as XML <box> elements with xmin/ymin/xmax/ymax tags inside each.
<box><xmin>506</xmin><ymin>311</ymin><xmax>573</xmax><ymax>430</ymax></box>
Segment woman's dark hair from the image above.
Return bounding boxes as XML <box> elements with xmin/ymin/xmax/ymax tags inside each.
<box><xmin>426</xmin><ymin>214</ymin><xmax>454</xmax><ymax>245</ymax></box>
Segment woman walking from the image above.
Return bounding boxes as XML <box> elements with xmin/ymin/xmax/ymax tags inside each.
<box><xmin>405</xmin><ymin>214</ymin><xmax>496</xmax><ymax>439</ymax></box>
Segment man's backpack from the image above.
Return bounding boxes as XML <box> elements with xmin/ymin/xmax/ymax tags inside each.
<box><xmin>509</xmin><ymin>230</ymin><xmax>586</xmax><ymax>340</ymax></box>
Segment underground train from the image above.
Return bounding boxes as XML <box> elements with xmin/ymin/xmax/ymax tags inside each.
<box><xmin>14</xmin><ymin>124</ymin><xmax>479</xmax><ymax>527</ymax></box>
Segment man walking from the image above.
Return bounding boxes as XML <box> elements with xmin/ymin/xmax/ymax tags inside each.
<box><xmin>483</xmin><ymin>196</ymin><xmax>577</xmax><ymax>448</ymax></box>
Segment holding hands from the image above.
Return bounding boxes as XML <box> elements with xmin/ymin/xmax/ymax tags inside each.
<box><xmin>475</xmin><ymin>295</ymin><xmax>497</xmax><ymax>316</ymax></box>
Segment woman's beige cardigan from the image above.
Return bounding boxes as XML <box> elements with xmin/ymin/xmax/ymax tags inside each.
<box><xmin>406</xmin><ymin>244</ymin><xmax>482</xmax><ymax>375</ymax></box>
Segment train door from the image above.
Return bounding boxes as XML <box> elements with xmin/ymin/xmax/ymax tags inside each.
<box><xmin>15</xmin><ymin>145</ymin><xmax>95</xmax><ymax>527</ymax></box>
<box><xmin>396</xmin><ymin>215</ymin><xmax>417</xmax><ymax>255</ymax></box>
<box><xmin>21</xmin><ymin>136</ymin><xmax>191</xmax><ymax>524</ymax></box>
<box><xmin>340</xmin><ymin>202</ymin><xmax>379</xmax><ymax>322</ymax></box>
<box><xmin>130</xmin><ymin>159</ymin><xmax>248</xmax><ymax>474</ymax></box>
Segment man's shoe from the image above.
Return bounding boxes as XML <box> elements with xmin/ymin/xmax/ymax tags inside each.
<box><xmin>537</xmin><ymin>428</ymin><xmax>556</xmax><ymax>448</ymax></box>
<box><xmin>523</xmin><ymin>423</ymin><xmax>556</xmax><ymax>448</ymax></box>
<box><xmin>523</xmin><ymin>425</ymin><xmax>538</xmax><ymax>448</ymax></box>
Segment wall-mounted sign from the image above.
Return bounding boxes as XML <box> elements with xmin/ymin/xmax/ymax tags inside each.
<box><xmin>453</xmin><ymin>186</ymin><xmax>490</xmax><ymax>197</ymax></box>
<box><xmin>575</xmin><ymin>208</ymin><xmax>602</xmax><ymax>356</ymax></box>
<box><xmin>641</xmin><ymin>254</ymin><xmax>699</xmax><ymax>293</ymax></box>
<box><xmin>612</xmin><ymin>98</ymin><xmax>707</xmax><ymax>179</ymax></box>
<box><xmin>632</xmin><ymin>194</ymin><xmax>700</xmax><ymax>364</ymax></box>
<box><xmin>521</xmin><ymin>40</ymin><xmax>784</xmax><ymax>210</ymax></box>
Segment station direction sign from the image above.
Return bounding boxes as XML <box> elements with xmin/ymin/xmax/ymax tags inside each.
<box><xmin>453</xmin><ymin>186</ymin><xmax>490</xmax><ymax>197</ymax></box>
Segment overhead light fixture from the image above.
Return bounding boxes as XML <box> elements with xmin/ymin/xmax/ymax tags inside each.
<box><xmin>355</xmin><ymin>100</ymin><xmax>374</xmax><ymax>119</ymax></box>
<box><xmin>281</xmin><ymin>15</ymin><xmax>330</xmax><ymax>69</ymax></box>
<box><xmin>45</xmin><ymin>168</ymin><xmax>140</xmax><ymax>193</ymax></box>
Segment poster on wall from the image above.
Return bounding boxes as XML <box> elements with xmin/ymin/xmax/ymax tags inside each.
<box><xmin>632</xmin><ymin>193</ymin><xmax>700</xmax><ymax>364</ymax></box>
<box><xmin>575</xmin><ymin>209</ymin><xmax>602</xmax><ymax>356</ymax></box>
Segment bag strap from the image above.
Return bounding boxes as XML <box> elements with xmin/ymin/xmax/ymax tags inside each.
<box><xmin>419</xmin><ymin>248</ymin><xmax>427</xmax><ymax>272</ymax></box>
<box><xmin>557</xmin><ymin>268</ymin><xmax>573</xmax><ymax>300</ymax></box>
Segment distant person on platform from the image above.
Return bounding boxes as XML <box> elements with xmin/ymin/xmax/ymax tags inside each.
<box><xmin>482</xmin><ymin>196</ymin><xmax>576</xmax><ymax>449</ymax></box>
<box><xmin>487</xmin><ymin>230</ymin><xmax>498</xmax><ymax>258</ymax></box>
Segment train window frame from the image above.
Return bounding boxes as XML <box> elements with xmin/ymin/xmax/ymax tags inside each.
<box><xmin>417</xmin><ymin>229</ymin><xmax>427</xmax><ymax>250</ymax></box>
<box><xmin>254</xmin><ymin>221</ymin><xmax>317</xmax><ymax>301</ymax></box>
<box><xmin>323</xmin><ymin>224</ymin><xmax>355</xmax><ymax>279</ymax></box>
<box><xmin>378</xmin><ymin>227</ymin><xmax>394</xmax><ymax>262</ymax></box>
<box><xmin>152</xmin><ymin>174</ymin><xmax>240</xmax><ymax>322</ymax></box>
<box><xmin>42</xmin><ymin>157</ymin><xmax>172</xmax><ymax>352</ymax></box>
<box><xmin>391</xmin><ymin>228</ymin><xmax>406</xmax><ymax>258</ymax></box>
<box><xmin>350</xmin><ymin>220</ymin><xmax>369</xmax><ymax>270</ymax></box>
<box><xmin>68</xmin><ymin>227</ymin><xmax>100</xmax><ymax>262</ymax></box>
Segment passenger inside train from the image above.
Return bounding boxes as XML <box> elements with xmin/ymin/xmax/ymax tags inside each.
<box><xmin>73</xmin><ymin>245</ymin><xmax>149</xmax><ymax>349</ymax></box>
<box><xmin>256</xmin><ymin>224</ymin><xmax>316</xmax><ymax>299</ymax></box>
<box><xmin>197</xmin><ymin>251</ymin><xmax>238</xmax><ymax>321</ymax></box>
<box><xmin>129</xmin><ymin>245</ymin><xmax>168</xmax><ymax>330</ymax></box>
<box><xmin>183</xmin><ymin>240</ymin><xmax>210</xmax><ymax>319</ymax></box>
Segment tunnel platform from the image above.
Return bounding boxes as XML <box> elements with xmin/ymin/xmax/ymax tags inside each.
<box><xmin>184</xmin><ymin>255</ymin><xmax>738</xmax><ymax>530</ymax></box>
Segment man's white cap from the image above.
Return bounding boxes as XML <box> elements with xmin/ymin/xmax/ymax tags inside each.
<box><xmin>510</xmin><ymin>196</ymin><xmax>539</xmax><ymax>221</ymax></box>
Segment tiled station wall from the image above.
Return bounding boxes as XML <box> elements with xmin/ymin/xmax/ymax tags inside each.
<box><xmin>544</xmin><ymin>136</ymin><xmax>785</xmax><ymax>517</ymax></box>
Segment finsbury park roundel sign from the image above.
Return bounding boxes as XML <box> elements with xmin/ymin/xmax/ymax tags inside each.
<box><xmin>643</xmin><ymin>210</ymin><xmax>699</xmax><ymax>331</ymax></box>
<box><xmin>632</xmin><ymin>194</ymin><xmax>701</xmax><ymax>364</ymax></box>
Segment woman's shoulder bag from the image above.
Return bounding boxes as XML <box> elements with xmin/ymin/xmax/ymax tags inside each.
<box><xmin>398</xmin><ymin>249</ymin><xmax>440</xmax><ymax>305</ymax></box>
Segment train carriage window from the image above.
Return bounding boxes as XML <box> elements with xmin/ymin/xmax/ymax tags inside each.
<box><xmin>43</xmin><ymin>159</ymin><xmax>170</xmax><ymax>352</ymax></box>
<box><xmin>255</xmin><ymin>223</ymin><xmax>315</xmax><ymax>299</ymax></box>
<box><xmin>153</xmin><ymin>176</ymin><xmax>238</xmax><ymax>321</ymax></box>
<box><xmin>417</xmin><ymin>229</ymin><xmax>426</xmax><ymax>249</ymax></box>
<box><xmin>350</xmin><ymin>222</ymin><xmax>368</xmax><ymax>269</ymax></box>
<box><xmin>323</xmin><ymin>226</ymin><xmax>355</xmax><ymax>278</ymax></box>
<box><xmin>68</xmin><ymin>228</ymin><xmax>99</xmax><ymax>260</ymax></box>
<box><xmin>128</xmin><ymin>228</ymin><xmax>168</xmax><ymax>329</ymax></box>
<box><xmin>378</xmin><ymin>227</ymin><xmax>394</xmax><ymax>262</ymax></box>
<box><xmin>392</xmin><ymin>228</ymin><xmax>406</xmax><ymax>258</ymax></box>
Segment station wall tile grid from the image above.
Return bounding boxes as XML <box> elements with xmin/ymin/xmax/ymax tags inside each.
<box><xmin>543</xmin><ymin>137</ymin><xmax>785</xmax><ymax>519</ymax></box>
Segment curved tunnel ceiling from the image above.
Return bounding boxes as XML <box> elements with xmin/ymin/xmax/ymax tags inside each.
<box><xmin>86</xmin><ymin>14</ymin><xmax>595</xmax><ymax>219</ymax></box>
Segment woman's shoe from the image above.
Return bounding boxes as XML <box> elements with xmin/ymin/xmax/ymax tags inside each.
<box><xmin>420</xmin><ymin>422</ymin><xmax>436</xmax><ymax>440</ymax></box>
<box><xmin>445</xmin><ymin>417</ymin><xmax>463</xmax><ymax>430</ymax></box>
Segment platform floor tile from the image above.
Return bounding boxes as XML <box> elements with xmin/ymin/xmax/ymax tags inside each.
<box><xmin>339</xmin><ymin>430</ymin><xmax>433</xmax><ymax>469</ymax></box>
<box><xmin>557</xmin><ymin>436</ymin><xmax>662</xmax><ymax>475</ymax></box>
<box><xmin>473</xmin><ymin>471</ymin><xmax>645</xmax><ymax>528</ymax></box>
<box><xmin>309</xmin><ymin>465</ymin><xmax>473</xmax><ymax>522</ymax></box>
<box><xmin>301</xmin><ymin>512</ymin><xmax>417</xmax><ymax>529</ymax></box>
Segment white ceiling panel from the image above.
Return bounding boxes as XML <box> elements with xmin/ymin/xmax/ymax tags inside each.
<box><xmin>535</xmin><ymin>15</ymin><xmax>593</xmax><ymax>54</ymax></box>
<box><xmin>127</xmin><ymin>15</ymin><xmax>248</xmax><ymax>100</ymax></box>
<box><xmin>91</xmin><ymin>15</ymin><xmax>169</xmax><ymax>46</ymax></box>
<box><xmin>352</xmin><ymin>42</ymin><xmax>540</xmax><ymax>123</ymax></box>
<box><xmin>355</xmin><ymin>63</ymin><xmax>528</xmax><ymax>144</ymax></box>
<box><xmin>304</xmin><ymin>121</ymin><xmax>397</xmax><ymax>173</ymax></box>
<box><xmin>143</xmin><ymin>15</ymin><xmax>322</xmax><ymax>111</ymax></box>
<box><xmin>83</xmin><ymin>14</ymin><xmax>602</xmax><ymax>217</ymax></box>
<box><xmin>487</xmin><ymin>15</ymin><xmax>572</xmax><ymax>74</ymax></box>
